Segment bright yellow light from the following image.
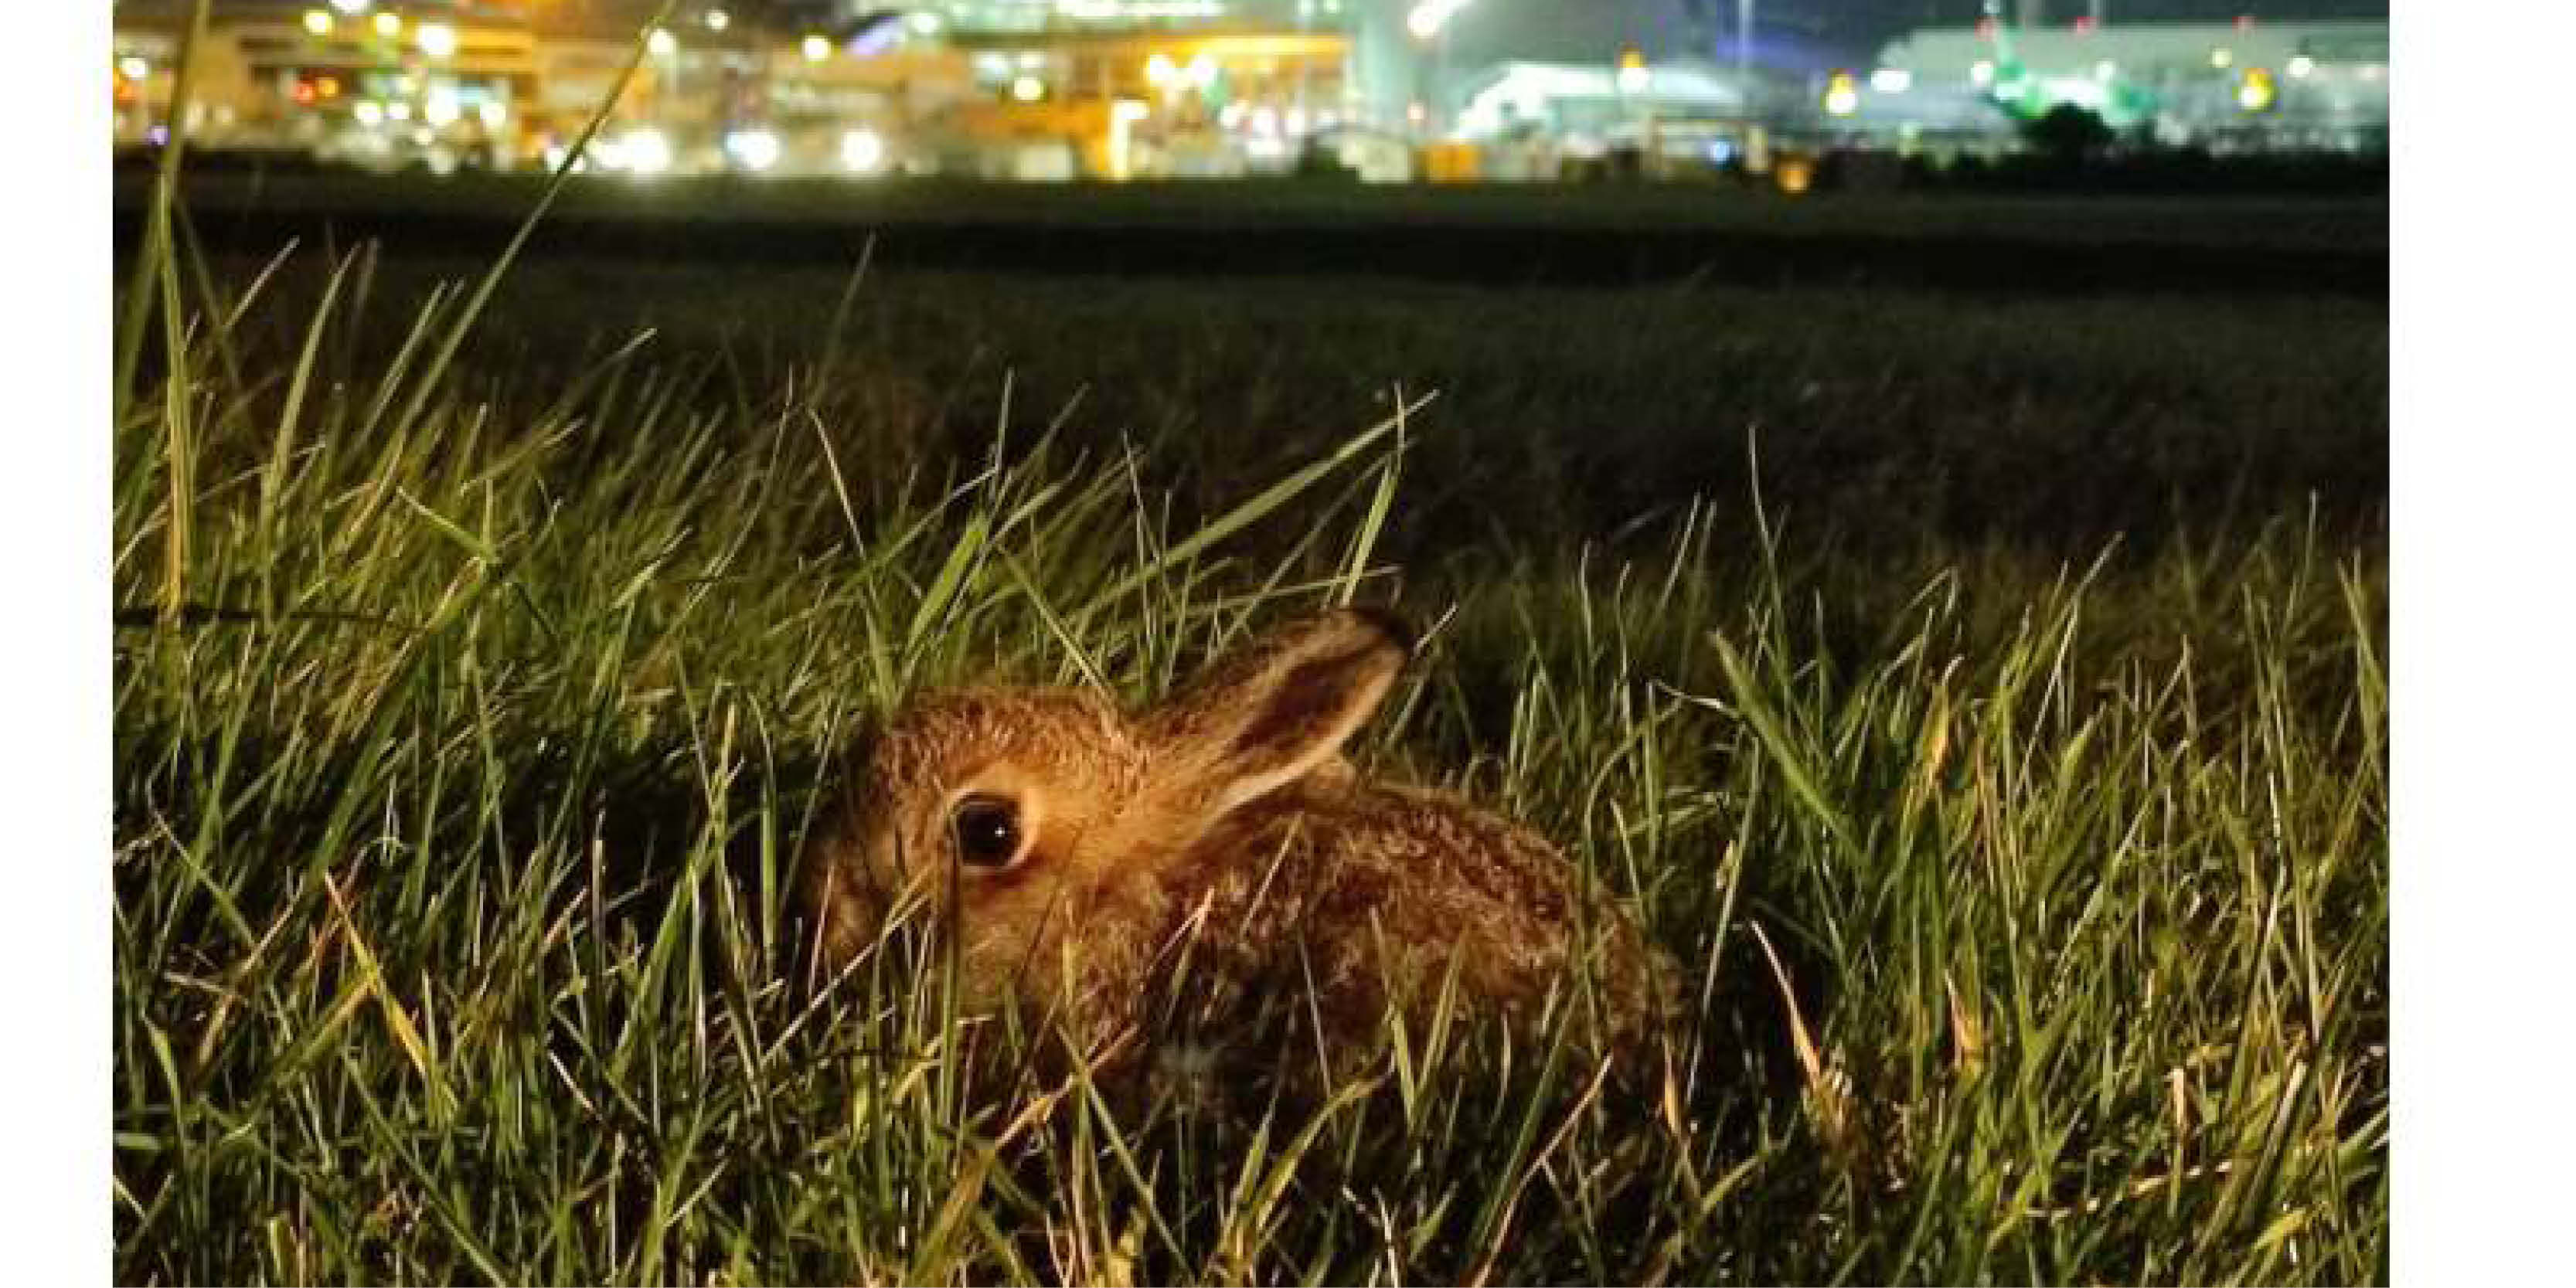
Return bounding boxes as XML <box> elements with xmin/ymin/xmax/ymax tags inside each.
<box><xmin>1823</xmin><ymin>73</ymin><xmax>1860</xmax><ymax>117</ymax></box>
<box><xmin>1186</xmin><ymin>53</ymin><xmax>1217</xmax><ymax>87</ymax></box>
<box><xmin>705</xmin><ymin>9</ymin><xmax>731</xmax><ymax>32</ymax></box>
<box><xmin>386</xmin><ymin>100</ymin><xmax>412</xmax><ymax>121</ymax></box>
<box><xmin>417</xmin><ymin>22</ymin><xmax>457</xmax><ymax>59</ymax></box>
<box><xmin>648</xmin><ymin>29</ymin><xmax>678</xmax><ymax>57</ymax></box>
<box><xmin>1011</xmin><ymin>75</ymin><xmax>1045</xmax><ymax>103</ymax></box>
<box><xmin>423</xmin><ymin>90</ymin><xmax>461</xmax><ymax>127</ymax></box>
<box><xmin>352</xmin><ymin>100</ymin><xmax>383</xmax><ymax>126</ymax></box>
<box><xmin>301</xmin><ymin>10</ymin><xmax>332</xmax><ymax>37</ymax></box>
<box><xmin>2210</xmin><ymin>47</ymin><xmax>2234</xmax><ymax>69</ymax></box>
<box><xmin>372</xmin><ymin>12</ymin><xmax>400</xmax><ymax>38</ymax></box>
<box><xmin>476</xmin><ymin>100</ymin><xmax>508</xmax><ymax>129</ymax></box>
<box><xmin>2237</xmin><ymin>67</ymin><xmax>2276</xmax><ymax>112</ymax></box>
<box><xmin>802</xmin><ymin>35</ymin><xmax>831</xmax><ymax>62</ymax></box>
<box><xmin>2288</xmin><ymin>54</ymin><xmax>2316</xmax><ymax>79</ymax></box>
<box><xmin>1145</xmin><ymin>53</ymin><xmax>1176</xmax><ymax>87</ymax></box>
<box><xmin>117</xmin><ymin>56</ymin><xmax>149</xmax><ymax>81</ymax></box>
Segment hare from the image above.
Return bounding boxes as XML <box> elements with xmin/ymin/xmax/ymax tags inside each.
<box><xmin>800</xmin><ymin>608</ymin><xmax>1675</xmax><ymax>1089</ymax></box>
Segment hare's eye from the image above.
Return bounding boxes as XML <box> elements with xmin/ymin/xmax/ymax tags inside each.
<box><xmin>951</xmin><ymin>794</ymin><xmax>1025</xmax><ymax>870</ymax></box>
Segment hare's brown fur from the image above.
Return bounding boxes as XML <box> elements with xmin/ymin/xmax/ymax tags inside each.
<box><xmin>800</xmin><ymin>610</ymin><xmax>1673</xmax><ymax>1082</ymax></box>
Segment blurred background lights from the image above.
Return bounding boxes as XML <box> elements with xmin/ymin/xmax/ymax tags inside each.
<box><xmin>724</xmin><ymin>128</ymin><xmax>781</xmax><ymax>172</ymax></box>
<box><xmin>417</xmin><ymin>23</ymin><xmax>456</xmax><ymax>59</ymax></box>
<box><xmin>1870</xmin><ymin>67</ymin><xmax>1911</xmax><ymax>94</ymax></box>
<box><xmin>301</xmin><ymin>9</ymin><xmax>332</xmax><ymax>37</ymax></box>
<box><xmin>329</xmin><ymin>0</ymin><xmax>370</xmax><ymax>13</ymax></box>
<box><xmin>801</xmin><ymin>35</ymin><xmax>831</xmax><ymax>62</ymax></box>
<box><xmin>1406</xmin><ymin>0</ymin><xmax>1470</xmax><ymax>43</ymax></box>
<box><xmin>2288</xmin><ymin>54</ymin><xmax>2317</xmax><ymax>79</ymax></box>
<box><xmin>1823</xmin><ymin>71</ymin><xmax>1860</xmax><ymax>117</ymax></box>
<box><xmin>1607</xmin><ymin>49</ymin><xmax>1649</xmax><ymax>93</ymax></box>
<box><xmin>1011</xmin><ymin>75</ymin><xmax>1045</xmax><ymax>102</ymax></box>
<box><xmin>647</xmin><ymin>29</ymin><xmax>678</xmax><ymax>57</ymax></box>
<box><xmin>372</xmin><ymin>12</ymin><xmax>399</xmax><ymax>38</ymax></box>
<box><xmin>703</xmin><ymin>9</ymin><xmax>730</xmax><ymax>32</ymax></box>
<box><xmin>621</xmin><ymin>128</ymin><xmax>672</xmax><ymax>176</ymax></box>
<box><xmin>2210</xmin><ymin>47</ymin><xmax>2234</xmax><ymax>69</ymax></box>
<box><xmin>118</xmin><ymin>55</ymin><xmax>149</xmax><ymax>81</ymax></box>
<box><xmin>2095</xmin><ymin>59</ymin><xmax>2118</xmax><ymax>80</ymax></box>
<box><xmin>840</xmin><ymin>127</ymin><xmax>886</xmax><ymax>174</ymax></box>
<box><xmin>352</xmin><ymin>100</ymin><xmax>383</xmax><ymax>126</ymax></box>
<box><xmin>1969</xmin><ymin>59</ymin><xmax>1995</xmax><ymax>87</ymax></box>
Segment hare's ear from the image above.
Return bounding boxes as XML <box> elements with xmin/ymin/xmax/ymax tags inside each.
<box><xmin>1143</xmin><ymin>609</ymin><xmax>1413</xmax><ymax>817</ymax></box>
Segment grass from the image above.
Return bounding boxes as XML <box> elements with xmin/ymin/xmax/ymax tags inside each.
<box><xmin>114</xmin><ymin>161</ymin><xmax>2387</xmax><ymax>1280</ymax></box>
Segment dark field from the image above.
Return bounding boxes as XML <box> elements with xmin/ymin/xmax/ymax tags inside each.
<box><xmin>115</xmin><ymin>176</ymin><xmax>2389</xmax><ymax>1283</ymax></box>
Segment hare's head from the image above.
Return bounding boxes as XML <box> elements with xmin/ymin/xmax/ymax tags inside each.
<box><xmin>803</xmin><ymin>610</ymin><xmax>1414</xmax><ymax>1036</ymax></box>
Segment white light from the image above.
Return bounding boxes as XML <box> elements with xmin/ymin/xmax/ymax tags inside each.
<box><xmin>2094</xmin><ymin>59</ymin><xmax>2118</xmax><ymax>81</ymax></box>
<box><xmin>1870</xmin><ymin>67</ymin><xmax>1912</xmax><ymax>93</ymax></box>
<box><xmin>1111</xmin><ymin>100</ymin><xmax>1150</xmax><ymax>124</ymax></box>
<box><xmin>648</xmin><ymin>29</ymin><xmax>678</xmax><ymax>57</ymax></box>
<box><xmin>417</xmin><ymin>22</ymin><xmax>456</xmax><ymax>59</ymax></box>
<box><xmin>1969</xmin><ymin>59</ymin><xmax>1995</xmax><ymax>87</ymax></box>
<box><xmin>117</xmin><ymin>56</ymin><xmax>149</xmax><ymax>81</ymax></box>
<box><xmin>1824</xmin><ymin>83</ymin><xmax>1860</xmax><ymax>116</ymax></box>
<box><xmin>2210</xmin><ymin>48</ymin><xmax>2234</xmax><ymax>69</ymax></box>
<box><xmin>386</xmin><ymin>101</ymin><xmax>412</xmax><ymax>121</ymax></box>
<box><xmin>1405</xmin><ymin>0</ymin><xmax>1472</xmax><ymax>42</ymax></box>
<box><xmin>301</xmin><ymin>10</ymin><xmax>332</xmax><ymax>37</ymax></box>
<box><xmin>802</xmin><ymin>35</ymin><xmax>831</xmax><ymax>62</ymax></box>
<box><xmin>1012</xmin><ymin>75</ymin><xmax>1045</xmax><ymax>103</ymax></box>
<box><xmin>840</xmin><ymin>127</ymin><xmax>886</xmax><ymax>173</ymax></box>
<box><xmin>476</xmin><ymin>100</ymin><xmax>507</xmax><ymax>129</ymax></box>
<box><xmin>1617</xmin><ymin>63</ymin><xmax>1650</xmax><ymax>94</ymax></box>
<box><xmin>329</xmin><ymin>1</ymin><xmax>371</xmax><ymax>14</ymax></box>
<box><xmin>372</xmin><ymin>12</ymin><xmax>400</xmax><ymax>38</ymax></box>
<box><xmin>2288</xmin><ymin>54</ymin><xmax>2316</xmax><ymax>79</ymax></box>
<box><xmin>423</xmin><ymin>88</ymin><xmax>460</xmax><ymax>126</ymax></box>
<box><xmin>1145</xmin><ymin>53</ymin><xmax>1176</xmax><ymax>87</ymax></box>
<box><xmin>908</xmin><ymin>14</ymin><xmax>941</xmax><ymax>36</ymax></box>
<box><xmin>622</xmin><ymin>128</ymin><xmax>672</xmax><ymax>175</ymax></box>
<box><xmin>352</xmin><ymin>100</ymin><xmax>384</xmax><ymax>126</ymax></box>
<box><xmin>725</xmin><ymin>128</ymin><xmax>781</xmax><ymax>171</ymax></box>
<box><xmin>1187</xmin><ymin>53</ymin><xmax>1217</xmax><ymax>87</ymax></box>
<box><xmin>705</xmin><ymin>9</ymin><xmax>730</xmax><ymax>32</ymax></box>
<box><xmin>1017</xmin><ymin>53</ymin><xmax>1044</xmax><ymax>70</ymax></box>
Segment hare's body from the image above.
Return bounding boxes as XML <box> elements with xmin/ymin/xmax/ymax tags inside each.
<box><xmin>801</xmin><ymin>611</ymin><xmax>1673</xmax><ymax>1081</ymax></box>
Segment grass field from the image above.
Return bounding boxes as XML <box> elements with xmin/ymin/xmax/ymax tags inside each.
<box><xmin>113</xmin><ymin>171</ymin><xmax>2387</xmax><ymax>1283</ymax></box>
